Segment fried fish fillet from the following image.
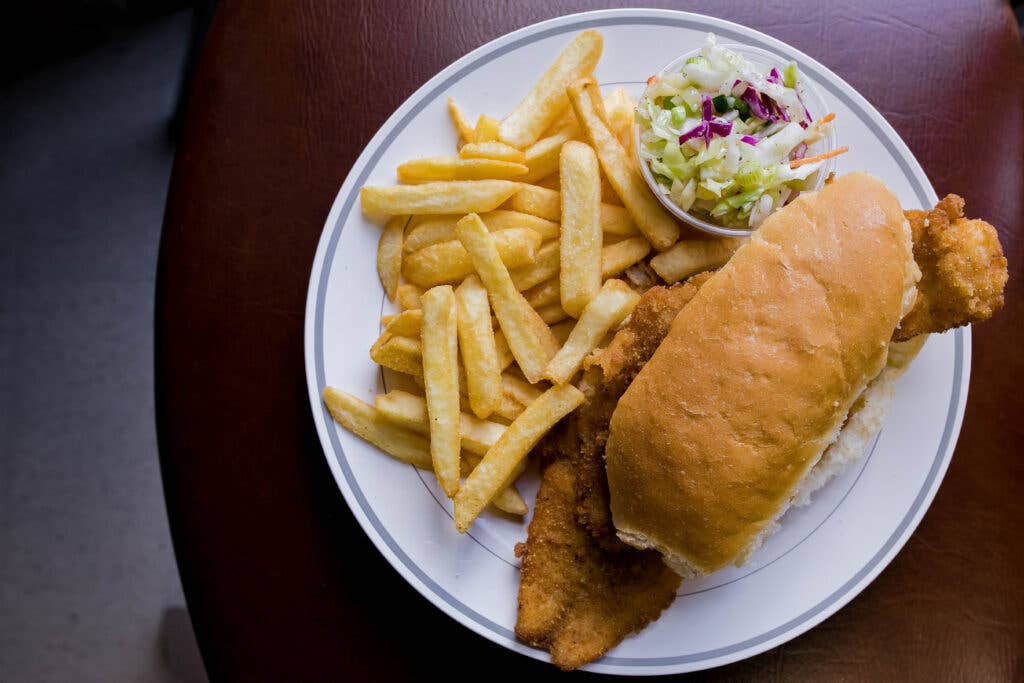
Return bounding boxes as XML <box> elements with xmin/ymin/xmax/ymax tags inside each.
<box><xmin>514</xmin><ymin>279</ymin><xmax>709</xmax><ymax>670</ymax></box>
<box><xmin>514</xmin><ymin>457</ymin><xmax>680</xmax><ymax>670</ymax></box>
<box><xmin>896</xmin><ymin>195</ymin><xmax>1008</xmax><ymax>340</ymax></box>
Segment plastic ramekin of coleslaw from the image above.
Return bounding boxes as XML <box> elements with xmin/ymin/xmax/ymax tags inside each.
<box><xmin>635</xmin><ymin>34</ymin><xmax>845</xmax><ymax>237</ymax></box>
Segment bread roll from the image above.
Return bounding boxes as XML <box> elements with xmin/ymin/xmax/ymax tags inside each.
<box><xmin>604</xmin><ymin>173</ymin><xmax>920</xmax><ymax>577</ymax></box>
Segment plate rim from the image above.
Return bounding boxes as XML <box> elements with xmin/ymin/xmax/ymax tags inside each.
<box><xmin>303</xmin><ymin>8</ymin><xmax>971</xmax><ymax>675</ymax></box>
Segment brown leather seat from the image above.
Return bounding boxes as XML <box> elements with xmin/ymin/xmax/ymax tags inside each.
<box><xmin>157</xmin><ymin>2</ymin><xmax>1022</xmax><ymax>679</ymax></box>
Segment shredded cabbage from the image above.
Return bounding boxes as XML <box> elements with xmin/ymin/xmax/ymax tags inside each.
<box><xmin>637</xmin><ymin>33</ymin><xmax>834</xmax><ymax>229</ymax></box>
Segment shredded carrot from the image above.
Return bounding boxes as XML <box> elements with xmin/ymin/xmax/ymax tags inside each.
<box><xmin>647</xmin><ymin>74</ymin><xmax>659</xmax><ymax>86</ymax></box>
<box><xmin>790</xmin><ymin>146</ymin><xmax>848</xmax><ymax>169</ymax></box>
<box><xmin>819</xmin><ymin>112</ymin><xmax>836</xmax><ymax>124</ymax></box>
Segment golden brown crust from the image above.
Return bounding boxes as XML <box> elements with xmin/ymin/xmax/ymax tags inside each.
<box><xmin>514</xmin><ymin>459</ymin><xmax>680</xmax><ymax>670</ymax></box>
<box><xmin>895</xmin><ymin>195</ymin><xmax>1008</xmax><ymax>340</ymax></box>
<box><xmin>605</xmin><ymin>173</ymin><xmax>916</xmax><ymax>574</ymax></box>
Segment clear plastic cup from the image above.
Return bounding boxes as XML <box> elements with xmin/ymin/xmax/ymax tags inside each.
<box><xmin>634</xmin><ymin>43</ymin><xmax>837</xmax><ymax>238</ymax></box>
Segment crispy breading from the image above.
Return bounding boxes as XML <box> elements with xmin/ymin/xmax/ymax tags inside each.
<box><xmin>514</xmin><ymin>458</ymin><xmax>679</xmax><ymax>671</ymax></box>
<box><xmin>896</xmin><ymin>195</ymin><xmax>1008</xmax><ymax>341</ymax></box>
<box><xmin>514</xmin><ymin>278</ymin><xmax>711</xmax><ymax>670</ymax></box>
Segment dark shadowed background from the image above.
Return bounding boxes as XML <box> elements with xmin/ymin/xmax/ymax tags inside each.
<box><xmin>1</xmin><ymin>2</ymin><xmax>1022</xmax><ymax>682</ymax></box>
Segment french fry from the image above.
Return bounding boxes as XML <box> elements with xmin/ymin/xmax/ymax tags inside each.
<box><xmin>360</xmin><ymin>180</ymin><xmax>520</xmax><ymax>216</ymax></box>
<box><xmin>498</xmin><ymin>30</ymin><xmax>603</xmax><ymax>148</ymax></box>
<box><xmin>374</xmin><ymin>390</ymin><xmax>506</xmax><ymax>456</ymax></box>
<box><xmin>492</xmin><ymin>391</ymin><xmax>525</xmax><ymax>422</ymax></box>
<box><xmin>522</xmin><ymin>126</ymin><xmax>580</xmax><ymax>182</ymax></box>
<box><xmin>549</xmin><ymin>319</ymin><xmax>575</xmax><ymax>345</ymax></box>
<box><xmin>376</xmin><ymin>215</ymin><xmax>406</xmax><ymax>302</ymax></box>
<box><xmin>649</xmin><ymin>238</ymin><xmax>745</xmax><ymax>284</ymax></box>
<box><xmin>454</xmin><ymin>383</ymin><xmax>585</xmax><ymax>531</ymax></box>
<box><xmin>502</xmin><ymin>371</ymin><xmax>544</xmax><ymax>406</ymax></box>
<box><xmin>603</xmin><ymin>87</ymin><xmax>636</xmax><ymax>155</ymax></box>
<box><xmin>488</xmin><ymin>480</ymin><xmax>528</xmax><ymax>516</ymax></box>
<box><xmin>472</xmin><ymin>114</ymin><xmax>501</xmax><ymax>143</ymax></box>
<box><xmin>541</xmin><ymin>106</ymin><xmax>579</xmax><ymax>138</ymax></box>
<box><xmin>537</xmin><ymin>173</ymin><xmax>561</xmax><ymax>190</ymax></box>
<box><xmin>509</xmin><ymin>183</ymin><xmax>638</xmax><ymax>235</ymax></box>
<box><xmin>536</xmin><ymin>303</ymin><xmax>569</xmax><ymax>325</ymax></box>
<box><xmin>600</xmin><ymin>175</ymin><xmax>622</xmax><ymax>206</ymax></box>
<box><xmin>396</xmin><ymin>157</ymin><xmax>528</xmax><ymax>183</ymax></box>
<box><xmin>493</xmin><ymin>329</ymin><xmax>515</xmax><ymax>371</ymax></box>
<box><xmin>508</xmin><ymin>183</ymin><xmax>560</xmax><ymax>220</ymax></box>
<box><xmin>403</xmin><ymin>217</ymin><xmax>459</xmax><ymax>253</ymax></box>
<box><xmin>462</xmin><ymin>450</ymin><xmax>528</xmax><ymax>516</ymax></box>
<box><xmin>456</xmin><ymin>275</ymin><xmax>501</xmax><ymax>418</ymax></box>
<box><xmin>459</xmin><ymin>141</ymin><xmax>526</xmax><ymax>163</ymax></box>
<box><xmin>382</xmin><ymin>309</ymin><xmax>423</xmax><ymax>337</ymax></box>
<box><xmin>455</xmin><ymin>214</ymin><xmax>559</xmax><ymax>383</ymax></box>
<box><xmin>568</xmin><ymin>78</ymin><xmax>680</xmax><ymax>250</ymax></box>
<box><xmin>447</xmin><ymin>97</ymin><xmax>475</xmax><ymax>145</ymax></box>
<box><xmin>463</xmin><ymin>452</ymin><xmax>527</xmax><ymax>515</ymax></box>
<box><xmin>559</xmin><ymin>141</ymin><xmax>603</xmax><ymax>317</ymax></box>
<box><xmin>370</xmin><ymin>335</ymin><xmax>423</xmax><ymax>377</ymax></box>
<box><xmin>524</xmin><ymin>277</ymin><xmax>560</xmax><ymax>308</ymax></box>
<box><xmin>544</xmin><ymin>279</ymin><xmax>640</xmax><ymax>384</ymax></box>
<box><xmin>396</xmin><ymin>284</ymin><xmax>424</xmax><ymax>311</ymax></box>
<box><xmin>481</xmin><ymin>210</ymin><xmax>560</xmax><ymax>240</ymax></box>
<box><xmin>601</xmin><ymin>236</ymin><xmax>652</xmax><ymax>278</ymax></box>
<box><xmin>509</xmin><ymin>240</ymin><xmax>560</xmax><ymax>291</ymax></box>
<box><xmin>381</xmin><ymin>314</ymin><xmax>395</xmax><ymax>327</ymax></box>
<box><xmin>322</xmin><ymin>388</ymin><xmax>432</xmax><ymax>469</ymax></box>
<box><xmin>403</xmin><ymin>211</ymin><xmax>558</xmax><ymax>253</ymax></box>
<box><xmin>421</xmin><ymin>286</ymin><xmax>461</xmax><ymax>497</ymax></box>
<box><xmin>402</xmin><ymin>228</ymin><xmax>542</xmax><ymax>287</ymax></box>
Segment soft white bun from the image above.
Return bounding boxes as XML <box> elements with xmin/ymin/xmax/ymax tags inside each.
<box><xmin>605</xmin><ymin>173</ymin><xmax>920</xmax><ymax>577</ymax></box>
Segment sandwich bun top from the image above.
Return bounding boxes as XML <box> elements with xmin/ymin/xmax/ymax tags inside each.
<box><xmin>604</xmin><ymin>172</ymin><xmax>919</xmax><ymax>576</ymax></box>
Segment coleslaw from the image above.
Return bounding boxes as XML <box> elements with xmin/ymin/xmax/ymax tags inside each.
<box><xmin>637</xmin><ymin>34</ymin><xmax>843</xmax><ymax>230</ymax></box>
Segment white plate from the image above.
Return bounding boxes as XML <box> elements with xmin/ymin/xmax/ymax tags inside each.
<box><xmin>304</xmin><ymin>9</ymin><xmax>969</xmax><ymax>675</ymax></box>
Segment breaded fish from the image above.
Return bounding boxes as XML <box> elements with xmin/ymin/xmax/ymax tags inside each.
<box><xmin>896</xmin><ymin>195</ymin><xmax>1008</xmax><ymax>340</ymax></box>
<box><xmin>514</xmin><ymin>280</ymin><xmax>709</xmax><ymax>669</ymax></box>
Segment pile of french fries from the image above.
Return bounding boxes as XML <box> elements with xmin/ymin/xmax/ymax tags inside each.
<box><xmin>324</xmin><ymin>31</ymin><xmax>742</xmax><ymax>532</ymax></box>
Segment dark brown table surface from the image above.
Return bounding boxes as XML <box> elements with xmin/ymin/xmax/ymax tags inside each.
<box><xmin>156</xmin><ymin>2</ymin><xmax>1023</xmax><ymax>680</ymax></box>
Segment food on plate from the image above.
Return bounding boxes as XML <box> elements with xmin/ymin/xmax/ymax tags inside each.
<box><xmin>321</xmin><ymin>28</ymin><xmax>1010</xmax><ymax>672</ymax></box>
<box><xmin>509</xmin><ymin>182</ymin><xmax>639</xmax><ymax>235</ymax></box>
<box><xmin>396</xmin><ymin>156</ymin><xmax>529</xmax><ymax>183</ymax></box>
<box><xmin>515</xmin><ymin>458</ymin><xmax>680</xmax><ymax>671</ymax></box>
<box><xmin>515</xmin><ymin>280</ymin><xmax>706</xmax><ymax>668</ymax></box>
<box><xmin>395</xmin><ymin>283</ymin><xmax>423</xmax><ymax>311</ymax></box>
<box><xmin>376</xmin><ymin>215</ymin><xmax>406</xmax><ymax>302</ymax></box>
<box><xmin>568</xmin><ymin>77</ymin><xmax>681</xmax><ymax>249</ymax></box>
<box><xmin>545</xmin><ymin>279</ymin><xmax>640</xmax><ymax>384</ymax></box>
<box><xmin>895</xmin><ymin>194</ymin><xmax>1008</xmax><ymax>340</ymax></box>
<box><xmin>456</xmin><ymin>213</ymin><xmax>559</xmax><ymax>383</ymax></box>
<box><xmin>601</xmin><ymin>173</ymin><xmax>999</xmax><ymax>577</ymax></box>
<box><xmin>322</xmin><ymin>388</ymin><xmax>432</xmax><ymax>469</ymax></box>
<box><xmin>360</xmin><ymin>180</ymin><xmax>520</xmax><ymax>216</ymax></box>
<box><xmin>454</xmin><ymin>383</ymin><xmax>585</xmax><ymax>531</ymax></box>
<box><xmin>458</xmin><ymin>141</ymin><xmax>526</xmax><ymax>163</ymax></box>
<box><xmin>446</xmin><ymin>97</ymin><xmax>475</xmax><ymax>145</ymax></box>
<box><xmin>455</xmin><ymin>275</ymin><xmax>502</xmax><ymax>418</ymax></box>
<box><xmin>559</xmin><ymin>141</ymin><xmax>603</xmax><ymax>317</ymax></box>
<box><xmin>471</xmin><ymin>114</ymin><xmax>502</xmax><ymax>143</ymax></box>
<box><xmin>498</xmin><ymin>30</ymin><xmax>603</xmax><ymax>148</ymax></box>
<box><xmin>401</xmin><ymin>227</ymin><xmax>541</xmax><ymax>287</ymax></box>
<box><xmin>374</xmin><ymin>390</ymin><xmax>505</xmax><ymax>456</ymax></box>
<box><xmin>420</xmin><ymin>285</ymin><xmax>462</xmax><ymax>497</ymax></box>
<box><xmin>649</xmin><ymin>237</ymin><xmax>745</xmax><ymax>283</ymax></box>
<box><xmin>403</xmin><ymin>210</ymin><xmax>559</xmax><ymax>252</ymax></box>
<box><xmin>636</xmin><ymin>34</ymin><xmax>845</xmax><ymax>230</ymax></box>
